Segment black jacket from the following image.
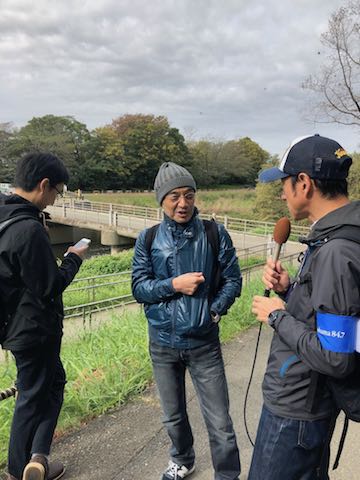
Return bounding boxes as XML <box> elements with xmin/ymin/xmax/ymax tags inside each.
<box><xmin>0</xmin><ymin>194</ymin><xmax>82</xmax><ymax>351</ymax></box>
<box><xmin>263</xmin><ymin>201</ymin><xmax>360</xmax><ymax>420</ymax></box>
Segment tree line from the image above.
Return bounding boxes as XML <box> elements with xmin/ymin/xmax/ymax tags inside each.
<box><xmin>0</xmin><ymin>114</ymin><xmax>269</xmax><ymax>191</ymax></box>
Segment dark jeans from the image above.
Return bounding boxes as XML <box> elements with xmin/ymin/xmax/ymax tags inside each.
<box><xmin>8</xmin><ymin>339</ymin><xmax>66</xmax><ymax>479</ymax></box>
<box><xmin>150</xmin><ymin>340</ymin><xmax>240</xmax><ymax>480</ymax></box>
<box><xmin>248</xmin><ymin>405</ymin><xmax>333</xmax><ymax>480</ymax></box>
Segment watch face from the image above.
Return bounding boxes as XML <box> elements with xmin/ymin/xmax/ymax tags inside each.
<box><xmin>269</xmin><ymin>311</ymin><xmax>277</xmax><ymax>326</ymax></box>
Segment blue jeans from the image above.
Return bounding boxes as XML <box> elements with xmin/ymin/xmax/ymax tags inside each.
<box><xmin>248</xmin><ymin>405</ymin><xmax>333</xmax><ymax>480</ymax></box>
<box><xmin>150</xmin><ymin>340</ymin><xmax>240</xmax><ymax>480</ymax></box>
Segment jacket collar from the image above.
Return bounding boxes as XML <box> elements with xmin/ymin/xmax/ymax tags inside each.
<box><xmin>163</xmin><ymin>207</ymin><xmax>200</xmax><ymax>238</ymax></box>
<box><xmin>299</xmin><ymin>200</ymin><xmax>360</xmax><ymax>247</ymax></box>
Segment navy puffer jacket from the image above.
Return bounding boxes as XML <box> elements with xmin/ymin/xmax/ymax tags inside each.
<box><xmin>132</xmin><ymin>213</ymin><xmax>242</xmax><ymax>349</ymax></box>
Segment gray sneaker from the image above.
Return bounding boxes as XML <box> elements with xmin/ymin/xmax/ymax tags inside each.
<box><xmin>162</xmin><ymin>460</ymin><xmax>195</xmax><ymax>479</ymax></box>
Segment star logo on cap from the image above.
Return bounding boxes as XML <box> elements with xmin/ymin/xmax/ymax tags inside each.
<box><xmin>335</xmin><ymin>148</ymin><xmax>348</xmax><ymax>159</ymax></box>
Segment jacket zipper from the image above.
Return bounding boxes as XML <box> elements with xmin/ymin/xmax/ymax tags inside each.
<box><xmin>172</xmin><ymin>241</ymin><xmax>179</xmax><ymax>348</ymax></box>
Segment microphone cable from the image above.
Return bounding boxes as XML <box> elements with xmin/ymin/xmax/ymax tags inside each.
<box><xmin>243</xmin><ymin>323</ymin><xmax>262</xmax><ymax>447</ymax></box>
<box><xmin>243</xmin><ymin>289</ymin><xmax>270</xmax><ymax>447</ymax></box>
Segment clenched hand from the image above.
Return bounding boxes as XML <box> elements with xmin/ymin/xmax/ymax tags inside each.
<box><xmin>172</xmin><ymin>272</ymin><xmax>205</xmax><ymax>295</ymax></box>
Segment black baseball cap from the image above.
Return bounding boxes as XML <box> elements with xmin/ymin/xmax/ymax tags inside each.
<box><xmin>259</xmin><ymin>134</ymin><xmax>352</xmax><ymax>183</ymax></box>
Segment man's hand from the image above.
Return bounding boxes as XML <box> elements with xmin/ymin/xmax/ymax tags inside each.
<box><xmin>65</xmin><ymin>244</ymin><xmax>89</xmax><ymax>260</ymax></box>
<box><xmin>252</xmin><ymin>296</ymin><xmax>285</xmax><ymax>323</ymax></box>
<box><xmin>262</xmin><ymin>258</ymin><xmax>290</xmax><ymax>293</ymax></box>
<box><xmin>172</xmin><ymin>272</ymin><xmax>205</xmax><ymax>295</ymax></box>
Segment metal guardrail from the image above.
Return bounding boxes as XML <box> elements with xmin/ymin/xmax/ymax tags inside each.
<box><xmin>51</xmin><ymin>199</ymin><xmax>309</xmax><ymax>239</ymax></box>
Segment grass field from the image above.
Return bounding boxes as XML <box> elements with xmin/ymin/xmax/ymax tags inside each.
<box><xmin>85</xmin><ymin>187</ymin><xmax>256</xmax><ymax>218</ymax></box>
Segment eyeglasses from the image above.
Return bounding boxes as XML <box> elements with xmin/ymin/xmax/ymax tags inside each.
<box><xmin>53</xmin><ymin>185</ymin><xmax>64</xmax><ymax>198</ymax></box>
<box><xmin>167</xmin><ymin>192</ymin><xmax>195</xmax><ymax>203</ymax></box>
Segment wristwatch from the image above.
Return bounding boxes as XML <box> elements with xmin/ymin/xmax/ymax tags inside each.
<box><xmin>211</xmin><ymin>311</ymin><xmax>221</xmax><ymax>323</ymax></box>
<box><xmin>268</xmin><ymin>309</ymin><xmax>283</xmax><ymax>329</ymax></box>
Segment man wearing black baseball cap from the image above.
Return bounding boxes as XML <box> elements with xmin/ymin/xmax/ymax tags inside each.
<box><xmin>259</xmin><ymin>133</ymin><xmax>352</xmax><ymax>183</ymax></box>
<box><xmin>250</xmin><ymin>134</ymin><xmax>360</xmax><ymax>479</ymax></box>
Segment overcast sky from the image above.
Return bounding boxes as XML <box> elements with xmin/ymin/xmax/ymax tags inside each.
<box><xmin>1</xmin><ymin>0</ymin><xmax>358</xmax><ymax>157</ymax></box>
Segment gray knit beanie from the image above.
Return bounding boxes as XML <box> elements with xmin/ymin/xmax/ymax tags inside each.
<box><xmin>154</xmin><ymin>162</ymin><xmax>196</xmax><ymax>204</ymax></box>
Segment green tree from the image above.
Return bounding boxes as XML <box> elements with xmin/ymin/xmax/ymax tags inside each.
<box><xmin>109</xmin><ymin>114</ymin><xmax>191</xmax><ymax>189</ymax></box>
<box><xmin>84</xmin><ymin>126</ymin><xmax>127</xmax><ymax>190</ymax></box>
<box><xmin>6</xmin><ymin>115</ymin><xmax>91</xmax><ymax>189</ymax></box>
<box><xmin>188</xmin><ymin>137</ymin><xmax>268</xmax><ymax>187</ymax></box>
<box><xmin>220</xmin><ymin>137</ymin><xmax>269</xmax><ymax>186</ymax></box>
<box><xmin>0</xmin><ymin>122</ymin><xmax>17</xmax><ymax>183</ymax></box>
<box><xmin>187</xmin><ymin>140</ymin><xmax>223</xmax><ymax>187</ymax></box>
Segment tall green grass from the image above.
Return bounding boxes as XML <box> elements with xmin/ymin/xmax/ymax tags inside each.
<box><xmin>77</xmin><ymin>250</ymin><xmax>134</xmax><ymax>277</ymax></box>
<box><xmin>0</xmin><ymin>274</ymin><xmax>263</xmax><ymax>471</ymax></box>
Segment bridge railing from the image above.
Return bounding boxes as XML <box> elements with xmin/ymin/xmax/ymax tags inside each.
<box><xmin>52</xmin><ymin>199</ymin><xmax>309</xmax><ymax>239</ymax></box>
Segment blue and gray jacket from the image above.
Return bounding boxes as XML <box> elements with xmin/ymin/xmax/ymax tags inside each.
<box><xmin>132</xmin><ymin>213</ymin><xmax>242</xmax><ymax>349</ymax></box>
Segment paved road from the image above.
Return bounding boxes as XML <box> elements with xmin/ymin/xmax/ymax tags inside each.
<box><xmin>49</xmin><ymin>325</ymin><xmax>360</xmax><ymax>480</ymax></box>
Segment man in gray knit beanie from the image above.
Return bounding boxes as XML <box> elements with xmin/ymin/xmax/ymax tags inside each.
<box><xmin>132</xmin><ymin>161</ymin><xmax>241</xmax><ymax>480</ymax></box>
<box><xmin>154</xmin><ymin>162</ymin><xmax>196</xmax><ymax>205</ymax></box>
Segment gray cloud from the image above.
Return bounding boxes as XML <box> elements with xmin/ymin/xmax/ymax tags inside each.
<box><xmin>0</xmin><ymin>0</ymin><xmax>358</xmax><ymax>155</ymax></box>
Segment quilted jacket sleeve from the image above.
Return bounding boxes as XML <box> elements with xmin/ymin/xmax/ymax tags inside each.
<box><xmin>131</xmin><ymin>229</ymin><xmax>176</xmax><ymax>304</ymax></box>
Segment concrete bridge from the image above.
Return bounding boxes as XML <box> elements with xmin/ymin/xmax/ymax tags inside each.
<box><xmin>46</xmin><ymin>199</ymin><xmax>307</xmax><ymax>256</ymax></box>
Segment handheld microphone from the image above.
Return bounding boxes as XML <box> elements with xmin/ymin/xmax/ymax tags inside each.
<box><xmin>264</xmin><ymin>217</ymin><xmax>291</xmax><ymax>297</ymax></box>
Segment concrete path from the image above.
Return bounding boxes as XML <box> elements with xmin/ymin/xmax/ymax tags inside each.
<box><xmin>49</xmin><ymin>325</ymin><xmax>360</xmax><ymax>480</ymax></box>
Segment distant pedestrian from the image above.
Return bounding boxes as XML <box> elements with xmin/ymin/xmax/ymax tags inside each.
<box><xmin>132</xmin><ymin>162</ymin><xmax>242</xmax><ymax>480</ymax></box>
<box><xmin>0</xmin><ymin>153</ymin><xmax>89</xmax><ymax>480</ymax></box>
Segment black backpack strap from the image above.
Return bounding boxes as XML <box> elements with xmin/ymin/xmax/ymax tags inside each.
<box><xmin>0</xmin><ymin>215</ymin><xmax>35</xmax><ymax>235</ymax></box>
<box><xmin>145</xmin><ymin>224</ymin><xmax>160</xmax><ymax>255</ymax></box>
<box><xmin>203</xmin><ymin>219</ymin><xmax>220</xmax><ymax>259</ymax></box>
<box><xmin>317</xmin><ymin>411</ymin><xmax>339</xmax><ymax>477</ymax></box>
<box><xmin>203</xmin><ymin>219</ymin><xmax>222</xmax><ymax>299</ymax></box>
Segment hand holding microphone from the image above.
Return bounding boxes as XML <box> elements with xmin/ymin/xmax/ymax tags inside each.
<box><xmin>262</xmin><ymin>258</ymin><xmax>290</xmax><ymax>295</ymax></box>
